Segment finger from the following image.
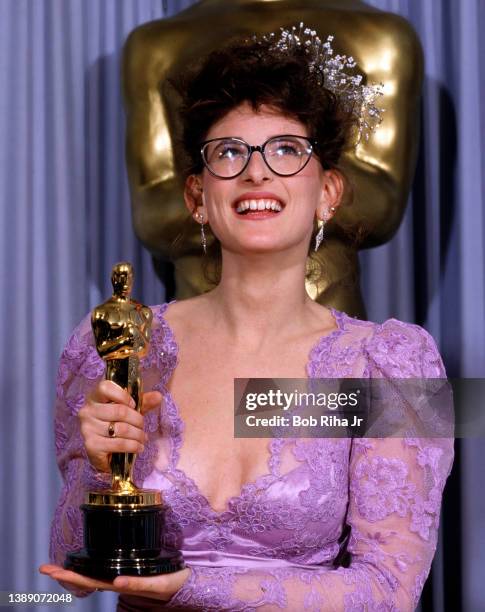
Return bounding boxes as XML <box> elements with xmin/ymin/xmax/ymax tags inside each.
<box><xmin>113</xmin><ymin>569</ymin><xmax>190</xmax><ymax>600</ymax></box>
<box><xmin>40</xmin><ymin>566</ymin><xmax>98</xmax><ymax>596</ymax></box>
<box><xmin>57</xmin><ymin>580</ymin><xmax>95</xmax><ymax>595</ymax></box>
<box><xmin>39</xmin><ymin>564</ymin><xmax>64</xmax><ymax>576</ymax></box>
<box><xmin>90</xmin><ymin>403</ymin><xmax>145</xmax><ymax>429</ymax></box>
<box><xmin>140</xmin><ymin>391</ymin><xmax>163</xmax><ymax>416</ymax></box>
<box><xmin>112</xmin><ymin>575</ymin><xmax>167</xmax><ymax>599</ymax></box>
<box><xmin>48</xmin><ymin>568</ymin><xmax>114</xmax><ymax>591</ymax></box>
<box><xmin>91</xmin><ymin>380</ymin><xmax>136</xmax><ymax>408</ymax></box>
<box><xmin>114</xmin><ymin>575</ymin><xmax>158</xmax><ymax>592</ymax></box>
<box><xmin>97</xmin><ymin>419</ymin><xmax>147</xmax><ymax>444</ymax></box>
<box><xmin>89</xmin><ymin>433</ymin><xmax>145</xmax><ymax>455</ymax></box>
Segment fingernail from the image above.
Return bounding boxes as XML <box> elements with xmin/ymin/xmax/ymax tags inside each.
<box><xmin>130</xmin><ymin>398</ymin><xmax>136</xmax><ymax>409</ymax></box>
<box><xmin>115</xmin><ymin>577</ymin><xmax>129</xmax><ymax>587</ymax></box>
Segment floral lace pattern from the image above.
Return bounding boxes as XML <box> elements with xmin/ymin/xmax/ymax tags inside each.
<box><xmin>50</xmin><ymin>305</ymin><xmax>454</xmax><ymax>611</ymax></box>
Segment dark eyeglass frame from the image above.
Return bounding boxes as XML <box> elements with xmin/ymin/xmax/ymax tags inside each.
<box><xmin>200</xmin><ymin>134</ymin><xmax>318</xmax><ymax>179</ymax></box>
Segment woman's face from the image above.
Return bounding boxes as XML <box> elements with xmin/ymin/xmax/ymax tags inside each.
<box><xmin>188</xmin><ymin>102</ymin><xmax>338</xmax><ymax>257</ymax></box>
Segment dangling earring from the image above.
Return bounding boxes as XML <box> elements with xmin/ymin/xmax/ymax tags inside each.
<box><xmin>314</xmin><ymin>215</ymin><xmax>326</xmax><ymax>252</ymax></box>
<box><xmin>197</xmin><ymin>212</ymin><xmax>207</xmax><ymax>254</ymax></box>
<box><xmin>314</xmin><ymin>208</ymin><xmax>335</xmax><ymax>252</ymax></box>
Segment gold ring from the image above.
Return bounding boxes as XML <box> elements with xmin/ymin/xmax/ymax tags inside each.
<box><xmin>108</xmin><ymin>422</ymin><xmax>116</xmax><ymax>438</ymax></box>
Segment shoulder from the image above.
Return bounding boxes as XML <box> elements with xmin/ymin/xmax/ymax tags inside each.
<box><xmin>66</xmin><ymin>303</ymin><xmax>173</xmax><ymax>339</ymax></box>
<box><xmin>348</xmin><ymin>8</ymin><xmax>422</xmax><ymax>53</ymax></box>
<box><xmin>363</xmin><ymin>317</ymin><xmax>446</xmax><ymax>378</ymax></box>
<box><xmin>59</xmin><ymin>302</ymin><xmax>175</xmax><ymax>385</ymax></box>
<box><xmin>154</xmin><ymin>294</ymin><xmax>209</xmax><ymax>330</ymax></box>
<box><xmin>318</xmin><ymin>310</ymin><xmax>445</xmax><ymax>378</ymax></box>
<box><xmin>123</xmin><ymin>17</ymin><xmax>193</xmax><ymax>71</ymax></box>
<box><xmin>61</xmin><ymin>314</ymin><xmax>95</xmax><ymax>360</ymax></box>
<box><xmin>149</xmin><ymin>302</ymin><xmax>170</xmax><ymax>320</ymax></box>
<box><xmin>58</xmin><ymin>315</ymin><xmax>103</xmax><ymax>385</ymax></box>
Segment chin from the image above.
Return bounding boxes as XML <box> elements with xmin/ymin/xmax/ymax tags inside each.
<box><xmin>234</xmin><ymin>239</ymin><xmax>303</xmax><ymax>255</ymax></box>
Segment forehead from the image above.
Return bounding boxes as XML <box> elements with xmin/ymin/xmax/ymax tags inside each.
<box><xmin>206</xmin><ymin>103</ymin><xmax>309</xmax><ymax>141</ymax></box>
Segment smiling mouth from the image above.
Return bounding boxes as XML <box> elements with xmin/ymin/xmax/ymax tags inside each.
<box><xmin>235</xmin><ymin>199</ymin><xmax>284</xmax><ymax>215</ymax></box>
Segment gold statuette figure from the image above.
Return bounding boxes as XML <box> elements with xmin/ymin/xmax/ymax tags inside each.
<box><xmin>91</xmin><ymin>262</ymin><xmax>152</xmax><ymax>494</ymax></box>
<box><xmin>64</xmin><ymin>262</ymin><xmax>184</xmax><ymax>578</ymax></box>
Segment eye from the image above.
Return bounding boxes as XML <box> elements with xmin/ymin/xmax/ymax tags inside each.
<box><xmin>269</xmin><ymin>139</ymin><xmax>307</xmax><ymax>157</ymax></box>
<box><xmin>277</xmin><ymin>144</ymin><xmax>299</xmax><ymax>156</ymax></box>
<box><xmin>218</xmin><ymin>146</ymin><xmax>242</xmax><ymax>159</ymax></box>
<box><xmin>211</xmin><ymin>141</ymin><xmax>247</xmax><ymax>161</ymax></box>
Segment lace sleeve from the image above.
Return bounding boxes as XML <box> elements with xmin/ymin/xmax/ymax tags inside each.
<box><xmin>49</xmin><ymin>316</ymin><xmax>108</xmax><ymax>566</ymax></box>
<box><xmin>166</xmin><ymin>323</ymin><xmax>454</xmax><ymax>611</ymax></box>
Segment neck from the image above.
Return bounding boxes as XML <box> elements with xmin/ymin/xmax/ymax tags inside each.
<box><xmin>206</xmin><ymin>248</ymin><xmax>312</xmax><ymax>348</ymax></box>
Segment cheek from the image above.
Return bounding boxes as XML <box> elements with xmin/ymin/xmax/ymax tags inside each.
<box><xmin>202</xmin><ymin>176</ymin><xmax>230</xmax><ymax>214</ymax></box>
<box><xmin>290</xmin><ymin>176</ymin><xmax>323</xmax><ymax>215</ymax></box>
<box><xmin>202</xmin><ymin>191</ymin><xmax>233</xmax><ymax>239</ymax></box>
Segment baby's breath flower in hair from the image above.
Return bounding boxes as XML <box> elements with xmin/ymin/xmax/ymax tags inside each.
<box><xmin>253</xmin><ymin>22</ymin><xmax>384</xmax><ymax>142</ymax></box>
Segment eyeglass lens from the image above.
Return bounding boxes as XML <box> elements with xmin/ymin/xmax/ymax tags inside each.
<box><xmin>202</xmin><ymin>136</ymin><xmax>313</xmax><ymax>178</ymax></box>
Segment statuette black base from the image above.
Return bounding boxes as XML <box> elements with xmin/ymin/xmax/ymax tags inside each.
<box><xmin>65</xmin><ymin>549</ymin><xmax>184</xmax><ymax>580</ymax></box>
<box><xmin>64</xmin><ymin>503</ymin><xmax>184</xmax><ymax>580</ymax></box>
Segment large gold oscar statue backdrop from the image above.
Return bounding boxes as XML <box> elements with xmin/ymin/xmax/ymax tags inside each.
<box><xmin>122</xmin><ymin>0</ymin><xmax>423</xmax><ymax>317</ymax></box>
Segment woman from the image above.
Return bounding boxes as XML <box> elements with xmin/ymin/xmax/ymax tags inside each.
<box><xmin>41</xmin><ymin>26</ymin><xmax>454</xmax><ymax>610</ymax></box>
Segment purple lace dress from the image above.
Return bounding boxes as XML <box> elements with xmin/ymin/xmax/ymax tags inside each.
<box><xmin>50</xmin><ymin>304</ymin><xmax>454</xmax><ymax>611</ymax></box>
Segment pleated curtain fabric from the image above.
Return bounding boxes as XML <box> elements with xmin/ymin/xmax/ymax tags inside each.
<box><xmin>362</xmin><ymin>3</ymin><xmax>485</xmax><ymax>610</ymax></box>
<box><xmin>0</xmin><ymin>1</ymin><xmax>483</xmax><ymax>611</ymax></box>
<box><xmin>0</xmin><ymin>2</ymin><xmax>190</xmax><ymax>611</ymax></box>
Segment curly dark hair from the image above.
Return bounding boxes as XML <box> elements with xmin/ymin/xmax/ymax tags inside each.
<box><xmin>169</xmin><ymin>35</ymin><xmax>359</xmax><ymax>285</ymax></box>
<box><xmin>175</xmin><ymin>36</ymin><xmax>358</xmax><ymax>178</ymax></box>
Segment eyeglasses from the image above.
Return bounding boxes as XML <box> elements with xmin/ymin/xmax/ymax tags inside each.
<box><xmin>200</xmin><ymin>135</ymin><xmax>317</xmax><ymax>179</ymax></box>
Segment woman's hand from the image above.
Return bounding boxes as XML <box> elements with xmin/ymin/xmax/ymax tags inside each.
<box><xmin>39</xmin><ymin>564</ymin><xmax>190</xmax><ymax>601</ymax></box>
<box><xmin>79</xmin><ymin>380</ymin><xmax>163</xmax><ymax>472</ymax></box>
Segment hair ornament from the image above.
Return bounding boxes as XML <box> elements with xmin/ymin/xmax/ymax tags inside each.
<box><xmin>253</xmin><ymin>22</ymin><xmax>384</xmax><ymax>142</ymax></box>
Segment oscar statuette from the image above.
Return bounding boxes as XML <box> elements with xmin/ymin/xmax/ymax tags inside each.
<box><xmin>64</xmin><ymin>262</ymin><xmax>184</xmax><ymax>579</ymax></box>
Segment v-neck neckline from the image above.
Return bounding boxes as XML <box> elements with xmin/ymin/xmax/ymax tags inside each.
<box><xmin>156</xmin><ymin>300</ymin><xmax>346</xmax><ymax>518</ymax></box>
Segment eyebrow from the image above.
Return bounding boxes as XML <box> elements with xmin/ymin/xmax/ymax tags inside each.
<box><xmin>207</xmin><ymin>134</ymin><xmax>310</xmax><ymax>142</ymax></box>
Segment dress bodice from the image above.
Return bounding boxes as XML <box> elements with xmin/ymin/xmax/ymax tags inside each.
<box><xmin>50</xmin><ymin>303</ymin><xmax>454</xmax><ymax>610</ymax></box>
<box><xmin>141</xmin><ymin>305</ymin><xmax>353</xmax><ymax>568</ymax></box>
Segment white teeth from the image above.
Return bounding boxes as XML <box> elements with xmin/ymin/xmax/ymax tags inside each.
<box><xmin>236</xmin><ymin>202</ymin><xmax>249</xmax><ymax>213</ymax></box>
<box><xmin>235</xmin><ymin>199</ymin><xmax>284</xmax><ymax>214</ymax></box>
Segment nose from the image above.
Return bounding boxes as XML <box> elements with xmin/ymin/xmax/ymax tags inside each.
<box><xmin>241</xmin><ymin>148</ymin><xmax>271</xmax><ymax>183</ymax></box>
